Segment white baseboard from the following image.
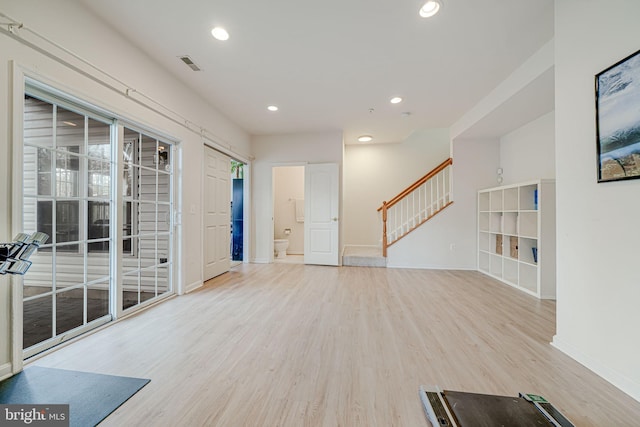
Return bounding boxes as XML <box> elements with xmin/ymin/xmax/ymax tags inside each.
<box><xmin>552</xmin><ymin>335</ymin><xmax>640</xmax><ymax>403</ymax></box>
<box><xmin>252</xmin><ymin>258</ymin><xmax>270</xmax><ymax>264</ymax></box>
<box><xmin>185</xmin><ymin>280</ymin><xmax>203</xmax><ymax>294</ymax></box>
<box><xmin>0</xmin><ymin>362</ymin><xmax>13</xmax><ymax>381</ymax></box>
<box><xmin>386</xmin><ymin>263</ymin><xmax>476</xmax><ymax>270</ymax></box>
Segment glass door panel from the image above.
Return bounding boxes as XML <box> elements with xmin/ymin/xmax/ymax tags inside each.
<box><xmin>120</xmin><ymin>127</ymin><xmax>173</xmax><ymax>312</ymax></box>
<box><xmin>22</xmin><ymin>93</ymin><xmax>113</xmax><ymax>358</ymax></box>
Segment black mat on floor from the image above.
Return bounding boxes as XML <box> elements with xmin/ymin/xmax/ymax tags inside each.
<box><xmin>0</xmin><ymin>366</ymin><xmax>150</xmax><ymax>427</ymax></box>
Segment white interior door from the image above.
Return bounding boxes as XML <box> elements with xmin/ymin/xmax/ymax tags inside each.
<box><xmin>204</xmin><ymin>146</ymin><xmax>230</xmax><ymax>280</ymax></box>
<box><xmin>304</xmin><ymin>163</ymin><xmax>339</xmax><ymax>266</ymax></box>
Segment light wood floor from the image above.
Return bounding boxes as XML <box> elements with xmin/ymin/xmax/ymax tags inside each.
<box><xmin>30</xmin><ymin>264</ymin><xmax>640</xmax><ymax>426</ymax></box>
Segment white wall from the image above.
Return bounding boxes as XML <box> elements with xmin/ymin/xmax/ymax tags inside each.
<box><xmin>451</xmin><ymin>40</ymin><xmax>555</xmax><ymax>142</ymax></box>
<box><xmin>273</xmin><ymin>166</ymin><xmax>304</xmax><ymax>254</ymax></box>
<box><xmin>343</xmin><ymin>129</ymin><xmax>450</xmax><ymax>246</ymax></box>
<box><xmin>0</xmin><ymin>5</ymin><xmax>12</xmax><ymax>380</ymax></box>
<box><xmin>387</xmin><ymin>138</ymin><xmax>499</xmax><ymax>269</ymax></box>
<box><xmin>500</xmin><ymin>111</ymin><xmax>556</xmax><ymax>185</ymax></box>
<box><xmin>251</xmin><ymin>132</ymin><xmax>343</xmax><ymax>263</ymax></box>
<box><xmin>553</xmin><ymin>0</ymin><xmax>640</xmax><ymax>402</ymax></box>
<box><xmin>0</xmin><ymin>0</ymin><xmax>249</xmax><ymax>377</ymax></box>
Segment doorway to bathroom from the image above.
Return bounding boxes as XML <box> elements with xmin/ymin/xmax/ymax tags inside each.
<box><xmin>272</xmin><ymin>166</ymin><xmax>305</xmax><ymax>264</ymax></box>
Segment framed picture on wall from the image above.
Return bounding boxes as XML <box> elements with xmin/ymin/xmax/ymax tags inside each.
<box><xmin>595</xmin><ymin>48</ymin><xmax>640</xmax><ymax>182</ymax></box>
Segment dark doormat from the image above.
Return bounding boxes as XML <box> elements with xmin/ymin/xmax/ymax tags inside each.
<box><xmin>0</xmin><ymin>365</ymin><xmax>150</xmax><ymax>427</ymax></box>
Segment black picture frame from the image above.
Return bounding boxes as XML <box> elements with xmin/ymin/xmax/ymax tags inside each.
<box><xmin>595</xmin><ymin>48</ymin><xmax>640</xmax><ymax>182</ymax></box>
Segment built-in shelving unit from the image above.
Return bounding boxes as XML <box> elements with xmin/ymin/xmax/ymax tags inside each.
<box><xmin>477</xmin><ymin>180</ymin><xmax>556</xmax><ymax>299</ymax></box>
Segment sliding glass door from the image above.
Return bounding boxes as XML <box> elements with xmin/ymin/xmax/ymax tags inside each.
<box><xmin>22</xmin><ymin>95</ymin><xmax>113</xmax><ymax>354</ymax></box>
<box><xmin>21</xmin><ymin>82</ymin><xmax>174</xmax><ymax>357</ymax></box>
<box><xmin>121</xmin><ymin>128</ymin><xmax>173</xmax><ymax>311</ymax></box>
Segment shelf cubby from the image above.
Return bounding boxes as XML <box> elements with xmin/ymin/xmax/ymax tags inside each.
<box><xmin>477</xmin><ymin>180</ymin><xmax>556</xmax><ymax>299</ymax></box>
<box><xmin>479</xmin><ymin>192</ymin><xmax>490</xmax><ymax>212</ymax></box>
<box><xmin>504</xmin><ymin>187</ymin><xmax>518</xmax><ymax>211</ymax></box>
<box><xmin>490</xmin><ymin>190</ymin><xmax>503</xmax><ymax>211</ymax></box>
<box><xmin>479</xmin><ymin>212</ymin><xmax>490</xmax><ymax>232</ymax></box>
<box><xmin>518</xmin><ymin>211</ymin><xmax>537</xmax><ymax>238</ymax></box>
<box><xmin>478</xmin><ymin>232</ymin><xmax>491</xmax><ymax>252</ymax></box>
<box><xmin>490</xmin><ymin>254</ymin><xmax>503</xmax><ymax>277</ymax></box>
<box><xmin>519</xmin><ymin>263</ymin><xmax>538</xmax><ymax>293</ymax></box>
<box><xmin>503</xmin><ymin>258</ymin><xmax>519</xmax><ymax>284</ymax></box>
<box><xmin>478</xmin><ymin>251</ymin><xmax>490</xmax><ymax>271</ymax></box>
<box><xmin>503</xmin><ymin>212</ymin><xmax>518</xmax><ymax>236</ymax></box>
<box><xmin>519</xmin><ymin>184</ymin><xmax>538</xmax><ymax>211</ymax></box>
<box><xmin>489</xmin><ymin>212</ymin><xmax>502</xmax><ymax>233</ymax></box>
<box><xmin>518</xmin><ymin>237</ymin><xmax>537</xmax><ymax>265</ymax></box>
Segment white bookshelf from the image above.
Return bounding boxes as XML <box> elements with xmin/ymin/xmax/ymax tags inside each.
<box><xmin>477</xmin><ymin>179</ymin><xmax>556</xmax><ymax>299</ymax></box>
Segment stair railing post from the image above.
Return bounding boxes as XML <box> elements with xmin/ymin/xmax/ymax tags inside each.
<box><xmin>382</xmin><ymin>201</ymin><xmax>388</xmax><ymax>257</ymax></box>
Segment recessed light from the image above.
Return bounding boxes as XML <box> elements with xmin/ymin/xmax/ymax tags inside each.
<box><xmin>390</xmin><ymin>97</ymin><xmax>403</xmax><ymax>104</ymax></box>
<box><xmin>419</xmin><ymin>0</ymin><xmax>442</xmax><ymax>18</ymax></box>
<box><xmin>358</xmin><ymin>135</ymin><xmax>373</xmax><ymax>143</ymax></box>
<box><xmin>211</xmin><ymin>27</ymin><xmax>229</xmax><ymax>41</ymax></box>
<box><xmin>267</xmin><ymin>105</ymin><xmax>279</xmax><ymax>112</ymax></box>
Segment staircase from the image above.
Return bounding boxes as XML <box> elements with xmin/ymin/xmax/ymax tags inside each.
<box><xmin>342</xmin><ymin>245</ymin><xmax>386</xmax><ymax>267</ymax></box>
<box><xmin>343</xmin><ymin>158</ymin><xmax>453</xmax><ymax>267</ymax></box>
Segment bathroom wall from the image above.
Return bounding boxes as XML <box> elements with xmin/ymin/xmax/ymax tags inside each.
<box><xmin>273</xmin><ymin>166</ymin><xmax>305</xmax><ymax>254</ymax></box>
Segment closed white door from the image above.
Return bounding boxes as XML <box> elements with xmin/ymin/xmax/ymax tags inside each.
<box><xmin>304</xmin><ymin>163</ymin><xmax>339</xmax><ymax>266</ymax></box>
<box><xmin>204</xmin><ymin>146</ymin><xmax>230</xmax><ymax>280</ymax></box>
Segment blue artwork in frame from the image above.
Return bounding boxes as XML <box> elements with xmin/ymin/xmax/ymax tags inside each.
<box><xmin>595</xmin><ymin>48</ymin><xmax>640</xmax><ymax>182</ymax></box>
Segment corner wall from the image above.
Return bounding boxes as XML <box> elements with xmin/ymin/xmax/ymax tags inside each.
<box><xmin>553</xmin><ymin>0</ymin><xmax>640</xmax><ymax>401</ymax></box>
<box><xmin>500</xmin><ymin>111</ymin><xmax>556</xmax><ymax>184</ymax></box>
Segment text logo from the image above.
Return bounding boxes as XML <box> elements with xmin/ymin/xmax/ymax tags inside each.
<box><xmin>0</xmin><ymin>405</ymin><xmax>69</xmax><ymax>427</ymax></box>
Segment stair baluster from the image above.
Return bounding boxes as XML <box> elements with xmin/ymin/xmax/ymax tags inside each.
<box><xmin>378</xmin><ymin>158</ymin><xmax>454</xmax><ymax>257</ymax></box>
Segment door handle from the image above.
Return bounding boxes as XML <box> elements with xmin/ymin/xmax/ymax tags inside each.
<box><xmin>332</xmin><ymin>217</ymin><xmax>339</xmax><ymax>222</ymax></box>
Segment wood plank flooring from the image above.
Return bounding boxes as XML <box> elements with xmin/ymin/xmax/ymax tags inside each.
<box><xmin>29</xmin><ymin>264</ymin><xmax>640</xmax><ymax>426</ymax></box>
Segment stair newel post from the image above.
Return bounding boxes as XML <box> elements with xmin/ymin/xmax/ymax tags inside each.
<box><xmin>382</xmin><ymin>201</ymin><xmax>388</xmax><ymax>257</ymax></box>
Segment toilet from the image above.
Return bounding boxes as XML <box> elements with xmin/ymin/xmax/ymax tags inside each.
<box><xmin>274</xmin><ymin>239</ymin><xmax>289</xmax><ymax>259</ymax></box>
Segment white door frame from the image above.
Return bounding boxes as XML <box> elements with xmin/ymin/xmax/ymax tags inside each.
<box><xmin>270</xmin><ymin>162</ymin><xmax>307</xmax><ymax>263</ymax></box>
<box><xmin>270</xmin><ymin>162</ymin><xmax>340</xmax><ymax>265</ymax></box>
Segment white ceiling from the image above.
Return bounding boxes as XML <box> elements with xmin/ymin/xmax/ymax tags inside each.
<box><xmin>78</xmin><ymin>0</ymin><xmax>554</xmax><ymax>144</ymax></box>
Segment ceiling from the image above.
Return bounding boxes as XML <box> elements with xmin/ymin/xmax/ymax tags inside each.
<box><xmin>78</xmin><ymin>0</ymin><xmax>554</xmax><ymax>144</ymax></box>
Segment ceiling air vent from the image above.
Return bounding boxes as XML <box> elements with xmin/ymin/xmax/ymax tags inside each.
<box><xmin>179</xmin><ymin>55</ymin><xmax>201</xmax><ymax>71</ymax></box>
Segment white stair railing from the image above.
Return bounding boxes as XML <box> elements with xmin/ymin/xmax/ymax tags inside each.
<box><xmin>379</xmin><ymin>158</ymin><xmax>453</xmax><ymax>257</ymax></box>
